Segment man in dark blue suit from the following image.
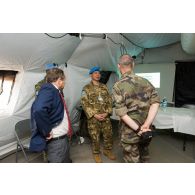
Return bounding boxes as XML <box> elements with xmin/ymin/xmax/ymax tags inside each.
<box><xmin>30</xmin><ymin>68</ymin><xmax>72</xmax><ymax>163</ymax></box>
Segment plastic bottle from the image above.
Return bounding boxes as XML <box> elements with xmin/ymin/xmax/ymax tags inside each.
<box><xmin>162</xmin><ymin>97</ymin><xmax>168</xmax><ymax>108</ymax></box>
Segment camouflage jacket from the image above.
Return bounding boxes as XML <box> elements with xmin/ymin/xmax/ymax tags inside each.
<box><xmin>112</xmin><ymin>71</ymin><xmax>160</xmax><ymax>125</ymax></box>
<box><xmin>81</xmin><ymin>82</ymin><xmax>113</xmax><ymax>119</ymax></box>
<box><xmin>35</xmin><ymin>77</ymin><xmax>46</xmax><ymax>96</ymax></box>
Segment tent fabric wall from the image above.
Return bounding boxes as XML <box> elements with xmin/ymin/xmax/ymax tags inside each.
<box><xmin>136</xmin><ymin>42</ymin><xmax>195</xmax><ymax>64</ymax></box>
<box><xmin>68</xmin><ymin>37</ymin><xmax>118</xmax><ymax>72</ymax></box>
<box><xmin>0</xmin><ymin>33</ymin><xmax>81</xmax><ymax>70</ymax></box>
<box><xmin>123</xmin><ymin>33</ymin><xmax>180</xmax><ymax>48</ymax></box>
<box><xmin>0</xmin><ymin>70</ymin><xmax>44</xmax><ymax>156</ymax></box>
<box><xmin>63</xmin><ymin>64</ymin><xmax>90</xmax><ymax>113</ymax></box>
<box><xmin>181</xmin><ymin>33</ymin><xmax>195</xmax><ymax>55</ymax></box>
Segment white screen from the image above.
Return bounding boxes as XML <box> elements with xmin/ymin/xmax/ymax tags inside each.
<box><xmin>135</xmin><ymin>72</ymin><xmax>160</xmax><ymax>88</ymax></box>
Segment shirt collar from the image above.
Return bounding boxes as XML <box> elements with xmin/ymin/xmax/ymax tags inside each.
<box><xmin>121</xmin><ymin>70</ymin><xmax>134</xmax><ymax>78</ymax></box>
<box><xmin>90</xmin><ymin>81</ymin><xmax>100</xmax><ymax>86</ymax></box>
<box><xmin>52</xmin><ymin>83</ymin><xmax>59</xmax><ymax>90</ymax></box>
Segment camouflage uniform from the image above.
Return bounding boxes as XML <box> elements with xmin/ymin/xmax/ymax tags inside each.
<box><xmin>81</xmin><ymin>82</ymin><xmax>113</xmax><ymax>154</ymax></box>
<box><xmin>112</xmin><ymin>71</ymin><xmax>160</xmax><ymax>163</ymax></box>
<box><xmin>34</xmin><ymin>77</ymin><xmax>46</xmax><ymax>97</ymax></box>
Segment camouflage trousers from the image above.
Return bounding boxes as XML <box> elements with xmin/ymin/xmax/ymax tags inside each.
<box><xmin>120</xmin><ymin>123</ymin><xmax>151</xmax><ymax>163</ymax></box>
<box><xmin>88</xmin><ymin>117</ymin><xmax>113</xmax><ymax>154</ymax></box>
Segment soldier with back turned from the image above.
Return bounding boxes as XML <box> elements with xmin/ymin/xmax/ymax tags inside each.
<box><xmin>112</xmin><ymin>54</ymin><xmax>160</xmax><ymax>163</ymax></box>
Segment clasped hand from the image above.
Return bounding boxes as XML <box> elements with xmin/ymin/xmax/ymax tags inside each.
<box><xmin>137</xmin><ymin>124</ymin><xmax>151</xmax><ymax>136</ymax></box>
<box><xmin>94</xmin><ymin>113</ymin><xmax>108</xmax><ymax>121</ymax></box>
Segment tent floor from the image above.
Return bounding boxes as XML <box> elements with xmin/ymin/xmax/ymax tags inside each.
<box><xmin>1</xmin><ymin>132</ymin><xmax>195</xmax><ymax>163</ymax></box>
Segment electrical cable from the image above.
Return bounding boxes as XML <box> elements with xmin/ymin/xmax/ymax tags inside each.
<box><xmin>44</xmin><ymin>33</ymin><xmax>68</xmax><ymax>39</ymax></box>
<box><xmin>107</xmin><ymin>36</ymin><xmax>128</xmax><ymax>55</ymax></box>
<box><xmin>120</xmin><ymin>33</ymin><xmax>144</xmax><ymax>49</ymax></box>
<box><xmin>44</xmin><ymin>32</ymin><xmax>131</xmax><ymax>55</ymax></box>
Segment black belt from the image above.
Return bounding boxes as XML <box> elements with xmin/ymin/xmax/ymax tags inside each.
<box><xmin>51</xmin><ymin>134</ymin><xmax>67</xmax><ymax>141</ymax></box>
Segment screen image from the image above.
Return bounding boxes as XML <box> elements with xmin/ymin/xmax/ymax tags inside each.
<box><xmin>135</xmin><ymin>72</ymin><xmax>160</xmax><ymax>88</ymax></box>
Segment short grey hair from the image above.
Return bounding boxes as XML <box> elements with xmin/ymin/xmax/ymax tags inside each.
<box><xmin>118</xmin><ymin>54</ymin><xmax>134</xmax><ymax>67</ymax></box>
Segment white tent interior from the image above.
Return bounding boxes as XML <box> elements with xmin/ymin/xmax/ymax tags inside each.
<box><xmin>1</xmin><ymin>33</ymin><xmax>195</xmax><ymax>158</ymax></box>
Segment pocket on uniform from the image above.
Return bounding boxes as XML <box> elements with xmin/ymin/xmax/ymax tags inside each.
<box><xmin>121</xmin><ymin>129</ymin><xmax>139</xmax><ymax>144</ymax></box>
<box><xmin>89</xmin><ymin>94</ymin><xmax>97</xmax><ymax>104</ymax></box>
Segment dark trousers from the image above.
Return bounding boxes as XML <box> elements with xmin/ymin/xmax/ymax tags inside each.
<box><xmin>47</xmin><ymin>136</ymin><xmax>71</xmax><ymax>163</ymax></box>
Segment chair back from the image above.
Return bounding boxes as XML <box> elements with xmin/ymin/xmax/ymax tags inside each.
<box><xmin>70</xmin><ymin>103</ymin><xmax>82</xmax><ymax>134</ymax></box>
<box><xmin>15</xmin><ymin>119</ymin><xmax>31</xmax><ymax>141</ymax></box>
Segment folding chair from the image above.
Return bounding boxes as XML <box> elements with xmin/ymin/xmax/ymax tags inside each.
<box><xmin>70</xmin><ymin>102</ymin><xmax>84</xmax><ymax>145</ymax></box>
<box><xmin>15</xmin><ymin>119</ymin><xmax>31</xmax><ymax>162</ymax></box>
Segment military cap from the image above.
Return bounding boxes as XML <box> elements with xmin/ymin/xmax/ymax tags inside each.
<box><xmin>45</xmin><ymin>63</ymin><xmax>58</xmax><ymax>70</ymax></box>
<box><xmin>89</xmin><ymin>66</ymin><xmax>100</xmax><ymax>74</ymax></box>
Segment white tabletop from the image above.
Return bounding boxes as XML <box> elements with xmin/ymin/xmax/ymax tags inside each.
<box><xmin>153</xmin><ymin>107</ymin><xmax>195</xmax><ymax>135</ymax></box>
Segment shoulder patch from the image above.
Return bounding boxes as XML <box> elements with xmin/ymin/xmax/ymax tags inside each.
<box><xmin>81</xmin><ymin>90</ymin><xmax>87</xmax><ymax>97</ymax></box>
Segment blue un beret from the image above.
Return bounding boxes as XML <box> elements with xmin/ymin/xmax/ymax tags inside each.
<box><xmin>45</xmin><ymin>63</ymin><xmax>58</xmax><ymax>70</ymax></box>
<box><xmin>89</xmin><ymin>66</ymin><xmax>100</xmax><ymax>74</ymax></box>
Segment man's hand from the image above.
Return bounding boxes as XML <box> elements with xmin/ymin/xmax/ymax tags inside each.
<box><xmin>137</xmin><ymin>126</ymin><xmax>151</xmax><ymax>136</ymax></box>
<box><xmin>94</xmin><ymin>114</ymin><xmax>105</xmax><ymax>121</ymax></box>
<box><xmin>99</xmin><ymin>113</ymin><xmax>108</xmax><ymax>118</ymax></box>
<box><xmin>141</xmin><ymin>123</ymin><xmax>150</xmax><ymax>131</ymax></box>
<box><xmin>137</xmin><ymin>125</ymin><xmax>151</xmax><ymax>136</ymax></box>
<box><xmin>46</xmin><ymin>133</ymin><xmax>53</xmax><ymax>140</ymax></box>
<box><xmin>94</xmin><ymin>113</ymin><xmax>108</xmax><ymax>121</ymax></box>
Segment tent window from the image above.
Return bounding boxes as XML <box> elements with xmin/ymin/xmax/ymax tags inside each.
<box><xmin>0</xmin><ymin>70</ymin><xmax>17</xmax><ymax>106</ymax></box>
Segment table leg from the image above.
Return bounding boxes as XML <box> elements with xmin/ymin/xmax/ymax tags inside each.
<box><xmin>183</xmin><ymin>135</ymin><xmax>187</xmax><ymax>151</ymax></box>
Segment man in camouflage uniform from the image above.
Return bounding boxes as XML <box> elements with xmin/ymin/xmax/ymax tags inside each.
<box><xmin>112</xmin><ymin>54</ymin><xmax>160</xmax><ymax>163</ymax></box>
<box><xmin>81</xmin><ymin>66</ymin><xmax>116</xmax><ymax>163</ymax></box>
<box><xmin>35</xmin><ymin>63</ymin><xmax>58</xmax><ymax>96</ymax></box>
<box><xmin>35</xmin><ymin>78</ymin><xmax>47</xmax><ymax>96</ymax></box>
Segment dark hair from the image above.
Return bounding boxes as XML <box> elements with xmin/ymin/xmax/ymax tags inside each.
<box><xmin>46</xmin><ymin>68</ymin><xmax>65</xmax><ymax>83</ymax></box>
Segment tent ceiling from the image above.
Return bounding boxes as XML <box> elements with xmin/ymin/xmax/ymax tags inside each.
<box><xmin>122</xmin><ymin>33</ymin><xmax>181</xmax><ymax>48</ymax></box>
<box><xmin>1</xmin><ymin>33</ymin><xmax>195</xmax><ymax>70</ymax></box>
<box><xmin>0</xmin><ymin>33</ymin><xmax>81</xmax><ymax>70</ymax></box>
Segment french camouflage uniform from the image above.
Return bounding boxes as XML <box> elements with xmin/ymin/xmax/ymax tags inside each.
<box><xmin>34</xmin><ymin>77</ymin><xmax>46</xmax><ymax>97</ymax></box>
<box><xmin>112</xmin><ymin>71</ymin><xmax>160</xmax><ymax>163</ymax></box>
<box><xmin>81</xmin><ymin>82</ymin><xmax>113</xmax><ymax>154</ymax></box>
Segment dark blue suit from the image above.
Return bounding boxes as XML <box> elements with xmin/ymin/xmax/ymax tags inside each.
<box><xmin>30</xmin><ymin>83</ymin><xmax>64</xmax><ymax>152</ymax></box>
